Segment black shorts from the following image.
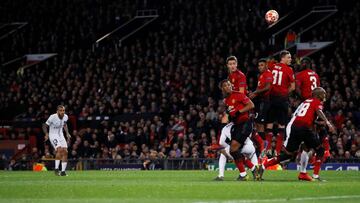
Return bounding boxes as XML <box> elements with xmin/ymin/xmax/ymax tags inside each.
<box><xmin>230</xmin><ymin>120</ymin><xmax>253</xmax><ymax>145</ymax></box>
<box><xmin>284</xmin><ymin>125</ymin><xmax>321</xmax><ymax>153</ymax></box>
<box><xmin>254</xmin><ymin>99</ymin><xmax>270</xmax><ymax>124</ymax></box>
<box><xmin>267</xmin><ymin>96</ymin><xmax>289</xmax><ymax>125</ymax></box>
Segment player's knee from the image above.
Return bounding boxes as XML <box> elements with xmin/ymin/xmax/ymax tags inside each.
<box><xmin>230</xmin><ymin>150</ymin><xmax>243</xmax><ymax>160</ymax></box>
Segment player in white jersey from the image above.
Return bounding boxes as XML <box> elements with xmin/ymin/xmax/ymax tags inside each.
<box><xmin>214</xmin><ymin>121</ymin><xmax>259</xmax><ymax>181</ymax></box>
<box><xmin>43</xmin><ymin>105</ymin><xmax>71</xmax><ymax>176</ymax></box>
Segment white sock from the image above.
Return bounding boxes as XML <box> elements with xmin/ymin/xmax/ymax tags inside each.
<box><xmin>55</xmin><ymin>160</ymin><xmax>60</xmax><ymax>169</ymax></box>
<box><xmin>313</xmin><ymin>174</ymin><xmax>319</xmax><ymax>178</ymax></box>
<box><xmin>240</xmin><ymin>172</ymin><xmax>247</xmax><ymax>177</ymax></box>
<box><xmin>250</xmin><ymin>153</ymin><xmax>258</xmax><ymax>169</ymax></box>
<box><xmin>61</xmin><ymin>162</ymin><xmax>67</xmax><ymax>172</ymax></box>
<box><xmin>300</xmin><ymin>151</ymin><xmax>309</xmax><ymax>173</ymax></box>
<box><xmin>218</xmin><ymin>154</ymin><xmax>226</xmax><ymax>177</ymax></box>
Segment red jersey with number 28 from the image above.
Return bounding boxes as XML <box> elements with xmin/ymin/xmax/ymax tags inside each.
<box><xmin>291</xmin><ymin>98</ymin><xmax>323</xmax><ymax>128</ymax></box>
<box><xmin>296</xmin><ymin>69</ymin><xmax>320</xmax><ymax>100</ymax></box>
<box><xmin>268</xmin><ymin>63</ymin><xmax>295</xmax><ymax>98</ymax></box>
<box><xmin>224</xmin><ymin>92</ymin><xmax>250</xmax><ymax>124</ymax></box>
<box><xmin>228</xmin><ymin>70</ymin><xmax>247</xmax><ymax>94</ymax></box>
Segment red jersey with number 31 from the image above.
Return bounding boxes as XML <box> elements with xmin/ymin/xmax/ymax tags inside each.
<box><xmin>291</xmin><ymin>98</ymin><xmax>323</xmax><ymax>128</ymax></box>
<box><xmin>224</xmin><ymin>92</ymin><xmax>250</xmax><ymax>124</ymax></box>
<box><xmin>228</xmin><ymin>70</ymin><xmax>247</xmax><ymax>94</ymax></box>
<box><xmin>268</xmin><ymin>63</ymin><xmax>295</xmax><ymax>98</ymax></box>
<box><xmin>296</xmin><ymin>69</ymin><xmax>320</xmax><ymax>100</ymax></box>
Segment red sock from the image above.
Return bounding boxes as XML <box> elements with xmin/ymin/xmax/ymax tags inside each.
<box><xmin>275</xmin><ymin>132</ymin><xmax>284</xmax><ymax>155</ymax></box>
<box><xmin>234</xmin><ymin>159</ymin><xmax>246</xmax><ymax>173</ymax></box>
<box><xmin>265</xmin><ymin>132</ymin><xmax>273</xmax><ymax>151</ymax></box>
<box><xmin>252</xmin><ymin>133</ymin><xmax>264</xmax><ymax>152</ymax></box>
<box><xmin>244</xmin><ymin>159</ymin><xmax>254</xmax><ymax>170</ymax></box>
<box><xmin>264</xmin><ymin>157</ymin><xmax>279</xmax><ymax>168</ymax></box>
<box><xmin>313</xmin><ymin>158</ymin><xmax>322</xmax><ymax>176</ymax></box>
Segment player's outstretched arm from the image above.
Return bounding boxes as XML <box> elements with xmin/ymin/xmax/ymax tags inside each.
<box><xmin>288</xmin><ymin>82</ymin><xmax>296</xmax><ymax>93</ymax></box>
<box><xmin>316</xmin><ymin>109</ymin><xmax>336</xmax><ymax>134</ymax></box>
<box><xmin>42</xmin><ymin>123</ymin><xmax>49</xmax><ymax>142</ymax></box>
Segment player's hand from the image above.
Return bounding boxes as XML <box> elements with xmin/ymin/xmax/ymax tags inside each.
<box><xmin>66</xmin><ymin>133</ymin><xmax>71</xmax><ymax>139</ymax></box>
<box><xmin>44</xmin><ymin>134</ymin><xmax>49</xmax><ymax>142</ymax></box>
<box><xmin>248</xmin><ymin>92</ymin><xmax>256</xmax><ymax>99</ymax></box>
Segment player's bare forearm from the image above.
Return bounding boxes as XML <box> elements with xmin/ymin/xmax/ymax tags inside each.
<box><xmin>64</xmin><ymin>124</ymin><xmax>71</xmax><ymax>138</ymax></box>
<box><xmin>316</xmin><ymin>109</ymin><xmax>336</xmax><ymax>133</ymax></box>
<box><xmin>42</xmin><ymin>123</ymin><xmax>48</xmax><ymax>135</ymax></box>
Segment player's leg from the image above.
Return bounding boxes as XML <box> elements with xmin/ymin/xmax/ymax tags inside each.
<box><xmin>59</xmin><ymin>137</ymin><xmax>69</xmax><ymax>176</ymax></box>
<box><xmin>304</xmin><ymin>134</ymin><xmax>324</xmax><ymax>181</ymax></box>
<box><xmin>252</xmin><ymin>101</ymin><xmax>265</xmax><ymax>154</ymax></box>
<box><xmin>230</xmin><ymin>140</ymin><xmax>248</xmax><ymax>180</ymax></box>
<box><xmin>50</xmin><ymin>136</ymin><xmax>61</xmax><ymax>175</ymax></box>
<box><xmin>241</xmin><ymin>138</ymin><xmax>259</xmax><ymax>180</ymax></box>
<box><xmin>216</xmin><ymin>151</ymin><xmax>227</xmax><ymax>180</ymax></box>
<box><xmin>275</xmin><ymin>100</ymin><xmax>288</xmax><ymax>156</ymax></box>
<box><xmin>259</xmin><ymin>125</ymin><xmax>300</xmax><ymax>179</ymax></box>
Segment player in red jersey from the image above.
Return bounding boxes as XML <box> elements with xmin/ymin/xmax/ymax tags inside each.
<box><xmin>259</xmin><ymin>87</ymin><xmax>336</xmax><ymax>181</ymax></box>
<box><xmin>265</xmin><ymin>50</ymin><xmax>295</xmax><ymax>156</ymax></box>
<box><xmin>249</xmin><ymin>58</ymin><xmax>273</xmax><ymax>157</ymax></box>
<box><xmin>226</xmin><ymin>56</ymin><xmax>263</xmax><ymax>152</ymax></box>
<box><xmin>219</xmin><ymin>79</ymin><xmax>259</xmax><ymax>180</ymax></box>
<box><xmin>295</xmin><ymin>57</ymin><xmax>330</xmax><ymax>181</ymax></box>
<box><xmin>296</xmin><ymin>57</ymin><xmax>320</xmax><ymax>100</ymax></box>
<box><xmin>226</xmin><ymin>56</ymin><xmax>247</xmax><ymax>94</ymax></box>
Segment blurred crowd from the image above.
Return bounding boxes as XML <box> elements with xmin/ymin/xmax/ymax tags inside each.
<box><xmin>0</xmin><ymin>0</ymin><xmax>359</xmax><ymax>165</ymax></box>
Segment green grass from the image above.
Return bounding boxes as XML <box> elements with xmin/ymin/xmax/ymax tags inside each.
<box><xmin>0</xmin><ymin>170</ymin><xmax>359</xmax><ymax>203</ymax></box>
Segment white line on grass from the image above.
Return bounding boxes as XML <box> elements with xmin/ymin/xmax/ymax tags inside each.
<box><xmin>195</xmin><ymin>195</ymin><xmax>360</xmax><ymax>203</ymax></box>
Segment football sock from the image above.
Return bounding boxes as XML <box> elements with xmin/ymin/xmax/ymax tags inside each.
<box><xmin>55</xmin><ymin>160</ymin><xmax>60</xmax><ymax>169</ymax></box>
<box><xmin>218</xmin><ymin>154</ymin><xmax>226</xmax><ymax>177</ymax></box>
<box><xmin>300</xmin><ymin>151</ymin><xmax>309</xmax><ymax>173</ymax></box>
<box><xmin>61</xmin><ymin>162</ymin><xmax>67</xmax><ymax>172</ymax></box>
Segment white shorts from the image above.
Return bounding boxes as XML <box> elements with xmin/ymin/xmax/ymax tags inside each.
<box><xmin>241</xmin><ymin>137</ymin><xmax>256</xmax><ymax>159</ymax></box>
<box><xmin>49</xmin><ymin>134</ymin><xmax>68</xmax><ymax>149</ymax></box>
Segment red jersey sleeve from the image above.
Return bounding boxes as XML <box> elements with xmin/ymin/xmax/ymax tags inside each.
<box><xmin>287</xmin><ymin>67</ymin><xmax>295</xmax><ymax>83</ymax></box>
<box><xmin>264</xmin><ymin>71</ymin><xmax>273</xmax><ymax>83</ymax></box>
<box><xmin>314</xmin><ymin>99</ymin><xmax>323</xmax><ymax>111</ymax></box>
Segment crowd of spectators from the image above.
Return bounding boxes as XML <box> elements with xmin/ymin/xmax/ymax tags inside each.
<box><xmin>0</xmin><ymin>0</ymin><xmax>359</xmax><ymax>165</ymax></box>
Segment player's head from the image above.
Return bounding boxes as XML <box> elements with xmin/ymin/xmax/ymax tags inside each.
<box><xmin>258</xmin><ymin>58</ymin><xmax>267</xmax><ymax>73</ymax></box>
<box><xmin>312</xmin><ymin>87</ymin><xmax>326</xmax><ymax>102</ymax></box>
<box><xmin>219</xmin><ymin>79</ymin><xmax>232</xmax><ymax>96</ymax></box>
<box><xmin>226</xmin><ymin>56</ymin><xmax>238</xmax><ymax>72</ymax></box>
<box><xmin>280</xmin><ymin>50</ymin><xmax>292</xmax><ymax>65</ymax></box>
<box><xmin>57</xmin><ymin>105</ymin><xmax>65</xmax><ymax>119</ymax></box>
<box><xmin>300</xmin><ymin>57</ymin><xmax>311</xmax><ymax>70</ymax></box>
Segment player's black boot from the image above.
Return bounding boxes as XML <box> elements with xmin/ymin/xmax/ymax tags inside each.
<box><xmin>213</xmin><ymin>176</ymin><xmax>224</xmax><ymax>181</ymax></box>
<box><xmin>54</xmin><ymin>169</ymin><xmax>60</xmax><ymax>176</ymax></box>
<box><xmin>236</xmin><ymin>175</ymin><xmax>249</xmax><ymax>181</ymax></box>
<box><xmin>60</xmin><ymin>171</ymin><xmax>68</xmax><ymax>176</ymax></box>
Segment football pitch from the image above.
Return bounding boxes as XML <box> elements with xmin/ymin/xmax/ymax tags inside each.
<box><xmin>0</xmin><ymin>170</ymin><xmax>359</xmax><ymax>203</ymax></box>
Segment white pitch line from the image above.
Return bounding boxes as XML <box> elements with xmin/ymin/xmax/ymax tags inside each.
<box><xmin>194</xmin><ymin>195</ymin><xmax>360</xmax><ymax>203</ymax></box>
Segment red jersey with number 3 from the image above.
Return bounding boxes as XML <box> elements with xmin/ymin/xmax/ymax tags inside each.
<box><xmin>224</xmin><ymin>92</ymin><xmax>250</xmax><ymax>124</ymax></box>
<box><xmin>257</xmin><ymin>70</ymin><xmax>273</xmax><ymax>99</ymax></box>
<box><xmin>296</xmin><ymin>69</ymin><xmax>320</xmax><ymax>100</ymax></box>
<box><xmin>268</xmin><ymin>63</ymin><xmax>295</xmax><ymax>98</ymax></box>
<box><xmin>228</xmin><ymin>70</ymin><xmax>247</xmax><ymax>94</ymax></box>
<box><xmin>291</xmin><ymin>98</ymin><xmax>323</xmax><ymax>128</ymax></box>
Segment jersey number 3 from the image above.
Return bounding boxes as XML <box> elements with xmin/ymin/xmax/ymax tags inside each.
<box><xmin>310</xmin><ymin>76</ymin><xmax>317</xmax><ymax>90</ymax></box>
<box><xmin>272</xmin><ymin>70</ymin><xmax>283</xmax><ymax>85</ymax></box>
